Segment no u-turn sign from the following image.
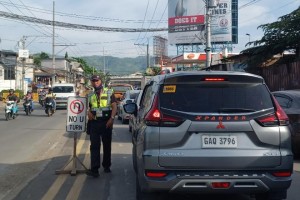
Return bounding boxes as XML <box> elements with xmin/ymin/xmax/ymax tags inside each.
<box><xmin>66</xmin><ymin>97</ymin><xmax>87</xmax><ymax>132</ymax></box>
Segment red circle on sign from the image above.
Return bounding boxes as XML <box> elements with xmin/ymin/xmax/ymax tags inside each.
<box><xmin>70</xmin><ymin>100</ymin><xmax>84</xmax><ymax>114</ymax></box>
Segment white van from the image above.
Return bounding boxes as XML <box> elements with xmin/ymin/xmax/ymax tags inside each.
<box><xmin>52</xmin><ymin>83</ymin><xmax>76</xmax><ymax>108</ymax></box>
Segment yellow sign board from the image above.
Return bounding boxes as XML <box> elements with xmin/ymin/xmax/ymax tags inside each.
<box><xmin>163</xmin><ymin>85</ymin><xmax>176</xmax><ymax>93</ymax></box>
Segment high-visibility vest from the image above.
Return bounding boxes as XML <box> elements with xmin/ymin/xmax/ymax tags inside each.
<box><xmin>89</xmin><ymin>88</ymin><xmax>113</xmax><ymax>111</ymax></box>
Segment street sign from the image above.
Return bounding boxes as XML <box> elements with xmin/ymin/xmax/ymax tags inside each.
<box><xmin>19</xmin><ymin>49</ymin><xmax>29</xmax><ymax>58</ymax></box>
<box><xmin>66</xmin><ymin>96</ymin><xmax>87</xmax><ymax>132</ymax></box>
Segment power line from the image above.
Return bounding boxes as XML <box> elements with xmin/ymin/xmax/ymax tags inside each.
<box><xmin>135</xmin><ymin>0</ymin><xmax>150</xmax><ymax>44</ymax></box>
<box><xmin>0</xmin><ymin>11</ymin><xmax>168</xmax><ymax>32</ymax></box>
<box><xmin>0</xmin><ymin>0</ymin><xmax>167</xmax><ymax>24</ymax></box>
<box><xmin>239</xmin><ymin>0</ymin><xmax>263</xmax><ymax>9</ymax></box>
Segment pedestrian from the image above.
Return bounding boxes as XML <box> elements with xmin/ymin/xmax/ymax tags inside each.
<box><xmin>86</xmin><ymin>74</ymin><xmax>117</xmax><ymax>177</ymax></box>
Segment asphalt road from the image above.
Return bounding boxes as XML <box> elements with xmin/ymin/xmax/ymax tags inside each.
<box><xmin>0</xmin><ymin>102</ymin><xmax>299</xmax><ymax>200</ymax></box>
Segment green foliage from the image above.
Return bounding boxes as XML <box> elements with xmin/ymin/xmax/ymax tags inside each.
<box><xmin>82</xmin><ymin>55</ymin><xmax>149</xmax><ymax>75</ymax></box>
<box><xmin>65</xmin><ymin>52</ymin><xmax>69</xmax><ymax>59</ymax></box>
<box><xmin>33</xmin><ymin>52</ymin><xmax>49</xmax><ymax>67</ymax></box>
<box><xmin>71</xmin><ymin>57</ymin><xmax>111</xmax><ymax>86</ymax></box>
<box><xmin>243</xmin><ymin>6</ymin><xmax>300</xmax><ymax>65</ymax></box>
<box><xmin>0</xmin><ymin>89</ymin><xmax>24</xmax><ymax>99</ymax></box>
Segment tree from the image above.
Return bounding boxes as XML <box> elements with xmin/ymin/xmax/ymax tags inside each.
<box><xmin>71</xmin><ymin>57</ymin><xmax>111</xmax><ymax>85</ymax></box>
<box><xmin>33</xmin><ymin>52</ymin><xmax>49</xmax><ymax>67</ymax></box>
<box><xmin>242</xmin><ymin>6</ymin><xmax>300</xmax><ymax>65</ymax></box>
<box><xmin>65</xmin><ymin>52</ymin><xmax>68</xmax><ymax>59</ymax></box>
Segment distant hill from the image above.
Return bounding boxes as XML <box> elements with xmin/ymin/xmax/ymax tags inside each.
<box><xmin>81</xmin><ymin>55</ymin><xmax>152</xmax><ymax>75</ymax></box>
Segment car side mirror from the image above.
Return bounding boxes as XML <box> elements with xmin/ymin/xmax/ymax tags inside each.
<box><xmin>123</xmin><ymin>103</ymin><xmax>137</xmax><ymax>116</ymax></box>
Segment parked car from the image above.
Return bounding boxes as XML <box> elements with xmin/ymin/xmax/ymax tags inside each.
<box><xmin>117</xmin><ymin>89</ymin><xmax>140</xmax><ymax>124</ymax></box>
<box><xmin>124</xmin><ymin>71</ymin><xmax>293</xmax><ymax>200</ymax></box>
<box><xmin>128</xmin><ymin>90</ymin><xmax>142</xmax><ymax>133</ymax></box>
<box><xmin>272</xmin><ymin>90</ymin><xmax>300</xmax><ymax>156</ymax></box>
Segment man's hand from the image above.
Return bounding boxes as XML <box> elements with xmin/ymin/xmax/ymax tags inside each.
<box><xmin>106</xmin><ymin>118</ymin><xmax>114</xmax><ymax>129</ymax></box>
<box><xmin>88</xmin><ymin>111</ymin><xmax>95</xmax><ymax>121</ymax></box>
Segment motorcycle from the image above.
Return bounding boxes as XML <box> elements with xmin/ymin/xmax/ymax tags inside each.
<box><xmin>4</xmin><ymin>100</ymin><xmax>18</xmax><ymax>120</ymax></box>
<box><xmin>39</xmin><ymin>94</ymin><xmax>45</xmax><ymax>107</ymax></box>
<box><xmin>44</xmin><ymin>97</ymin><xmax>55</xmax><ymax>117</ymax></box>
<box><xmin>23</xmin><ymin>99</ymin><xmax>32</xmax><ymax>115</ymax></box>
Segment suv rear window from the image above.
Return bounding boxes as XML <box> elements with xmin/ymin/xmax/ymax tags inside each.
<box><xmin>159</xmin><ymin>83</ymin><xmax>273</xmax><ymax>113</ymax></box>
<box><xmin>53</xmin><ymin>86</ymin><xmax>74</xmax><ymax>93</ymax></box>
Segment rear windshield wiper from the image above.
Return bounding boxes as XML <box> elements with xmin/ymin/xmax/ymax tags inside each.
<box><xmin>218</xmin><ymin>108</ymin><xmax>256</xmax><ymax>113</ymax></box>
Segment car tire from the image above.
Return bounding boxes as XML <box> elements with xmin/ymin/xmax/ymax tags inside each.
<box><xmin>132</xmin><ymin>146</ymin><xmax>137</xmax><ymax>173</ymax></box>
<box><xmin>122</xmin><ymin>117</ymin><xmax>127</xmax><ymax>124</ymax></box>
<box><xmin>136</xmin><ymin>176</ymin><xmax>157</xmax><ymax>200</ymax></box>
<box><xmin>129</xmin><ymin>125</ymin><xmax>132</xmax><ymax>132</ymax></box>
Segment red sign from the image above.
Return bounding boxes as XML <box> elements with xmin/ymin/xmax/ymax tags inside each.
<box><xmin>168</xmin><ymin>15</ymin><xmax>205</xmax><ymax>26</ymax></box>
<box><xmin>69</xmin><ymin>100</ymin><xmax>84</xmax><ymax>114</ymax></box>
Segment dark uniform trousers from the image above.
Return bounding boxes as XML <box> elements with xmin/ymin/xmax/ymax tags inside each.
<box><xmin>89</xmin><ymin>118</ymin><xmax>112</xmax><ymax>171</ymax></box>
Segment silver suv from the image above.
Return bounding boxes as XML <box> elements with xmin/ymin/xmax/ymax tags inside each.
<box><xmin>124</xmin><ymin>71</ymin><xmax>293</xmax><ymax>200</ymax></box>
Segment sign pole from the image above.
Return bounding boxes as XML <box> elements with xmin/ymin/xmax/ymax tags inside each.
<box><xmin>55</xmin><ymin>132</ymin><xmax>88</xmax><ymax>175</ymax></box>
<box><xmin>56</xmin><ymin>96</ymin><xmax>88</xmax><ymax>176</ymax></box>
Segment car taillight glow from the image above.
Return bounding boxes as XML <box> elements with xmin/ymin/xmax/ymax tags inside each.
<box><xmin>161</xmin><ymin>114</ymin><xmax>183</xmax><ymax>127</ymax></box>
<box><xmin>257</xmin><ymin>114</ymin><xmax>279</xmax><ymax>126</ymax></box>
<box><xmin>211</xmin><ymin>182</ymin><xmax>231</xmax><ymax>189</ymax></box>
<box><xmin>256</xmin><ymin>96</ymin><xmax>289</xmax><ymax>126</ymax></box>
<box><xmin>272</xmin><ymin>171</ymin><xmax>292</xmax><ymax>177</ymax></box>
<box><xmin>273</xmin><ymin>97</ymin><xmax>289</xmax><ymax>125</ymax></box>
<box><xmin>145</xmin><ymin>171</ymin><xmax>167</xmax><ymax>178</ymax></box>
<box><xmin>204</xmin><ymin>78</ymin><xmax>226</xmax><ymax>81</ymax></box>
<box><xmin>145</xmin><ymin>95</ymin><xmax>183</xmax><ymax>127</ymax></box>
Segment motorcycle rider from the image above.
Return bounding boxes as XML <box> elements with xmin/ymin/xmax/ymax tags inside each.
<box><xmin>38</xmin><ymin>89</ymin><xmax>47</xmax><ymax>107</ymax></box>
<box><xmin>5</xmin><ymin>89</ymin><xmax>19</xmax><ymax>114</ymax></box>
<box><xmin>23</xmin><ymin>90</ymin><xmax>34</xmax><ymax>112</ymax></box>
<box><xmin>44</xmin><ymin>88</ymin><xmax>56</xmax><ymax>112</ymax></box>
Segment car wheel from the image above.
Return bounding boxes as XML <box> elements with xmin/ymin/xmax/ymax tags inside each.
<box><xmin>132</xmin><ymin>146</ymin><xmax>137</xmax><ymax>173</ymax></box>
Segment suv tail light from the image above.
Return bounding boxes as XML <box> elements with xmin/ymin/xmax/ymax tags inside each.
<box><xmin>272</xmin><ymin>171</ymin><xmax>292</xmax><ymax>177</ymax></box>
<box><xmin>145</xmin><ymin>171</ymin><xmax>167</xmax><ymax>178</ymax></box>
<box><xmin>145</xmin><ymin>95</ymin><xmax>183</xmax><ymax>127</ymax></box>
<box><xmin>211</xmin><ymin>182</ymin><xmax>231</xmax><ymax>189</ymax></box>
<box><xmin>256</xmin><ymin>97</ymin><xmax>289</xmax><ymax>126</ymax></box>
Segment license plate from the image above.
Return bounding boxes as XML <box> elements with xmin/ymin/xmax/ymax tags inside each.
<box><xmin>202</xmin><ymin>135</ymin><xmax>237</xmax><ymax>148</ymax></box>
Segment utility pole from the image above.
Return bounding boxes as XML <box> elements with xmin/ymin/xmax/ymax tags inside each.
<box><xmin>21</xmin><ymin>36</ymin><xmax>26</xmax><ymax>92</ymax></box>
<box><xmin>103</xmin><ymin>47</ymin><xmax>106</xmax><ymax>74</ymax></box>
<box><xmin>146</xmin><ymin>42</ymin><xmax>149</xmax><ymax>68</ymax></box>
<box><xmin>205</xmin><ymin>0</ymin><xmax>217</xmax><ymax>68</ymax></box>
<box><xmin>134</xmin><ymin>39</ymin><xmax>150</xmax><ymax>69</ymax></box>
<box><xmin>103</xmin><ymin>47</ymin><xmax>106</xmax><ymax>86</ymax></box>
<box><xmin>52</xmin><ymin>1</ymin><xmax>55</xmax><ymax>85</ymax></box>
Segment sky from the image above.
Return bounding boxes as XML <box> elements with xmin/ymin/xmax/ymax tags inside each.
<box><xmin>0</xmin><ymin>0</ymin><xmax>299</xmax><ymax>58</ymax></box>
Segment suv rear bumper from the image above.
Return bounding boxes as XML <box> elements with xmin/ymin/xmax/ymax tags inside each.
<box><xmin>142</xmin><ymin>171</ymin><xmax>292</xmax><ymax>194</ymax></box>
<box><xmin>139</xmin><ymin>155</ymin><xmax>293</xmax><ymax>194</ymax></box>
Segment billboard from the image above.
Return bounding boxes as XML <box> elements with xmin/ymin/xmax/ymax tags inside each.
<box><xmin>168</xmin><ymin>0</ymin><xmax>232</xmax><ymax>45</ymax></box>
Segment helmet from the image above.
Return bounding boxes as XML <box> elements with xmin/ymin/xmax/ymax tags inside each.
<box><xmin>9</xmin><ymin>89</ymin><xmax>14</xmax><ymax>93</ymax></box>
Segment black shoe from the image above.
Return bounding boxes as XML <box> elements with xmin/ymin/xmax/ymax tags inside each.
<box><xmin>86</xmin><ymin>170</ymin><xmax>99</xmax><ymax>177</ymax></box>
<box><xmin>104</xmin><ymin>168</ymin><xmax>111</xmax><ymax>173</ymax></box>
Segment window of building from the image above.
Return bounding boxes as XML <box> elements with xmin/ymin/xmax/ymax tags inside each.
<box><xmin>4</xmin><ymin>66</ymin><xmax>15</xmax><ymax>80</ymax></box>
